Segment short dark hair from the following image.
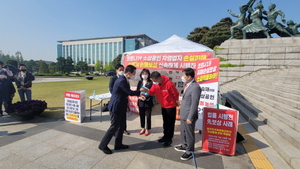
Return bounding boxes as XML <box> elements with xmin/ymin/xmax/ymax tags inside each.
<box><xmin>115</xmin><ymin>63</ymin><xmax>124</xmax><ymax>70</ymax></box>
<box><xmin>19</xmin><ymin>64</ymin><xmax>27</xmax><ymax>68</ymax></box>
<box><xmin>0</xmin><ymin>61</ymin><xmax>3</xmax><ymax>65</ymax></box>
<box><xmin>150</xmin><ymin>71</ymin><xmax>161</xmax><ymax>79</ymax></box>
<box><xmin>139</xmin><ymin>69</ymin><xmax>151</xmax><ymax>81</ymax></box>
<box><xmin>182</xmin><ymin>68</ymin><xmax>195</xmax><ymax>78</ymax></box>
<box><xmin>125</xmin><ymin>65</ymin><xmax>136</xmax><ymax>73</ymax></box>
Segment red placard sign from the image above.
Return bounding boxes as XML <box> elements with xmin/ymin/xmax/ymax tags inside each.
<box><xmin>202</xmin><ymin>107</ymin><xmax>238</xmax><ymax>156</ymax></box>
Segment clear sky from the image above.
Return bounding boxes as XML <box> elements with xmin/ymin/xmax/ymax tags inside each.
<box><xmin>1</xmin><ymin>0</ymin><xmax>299</xmax><ymax>62</ymax></box>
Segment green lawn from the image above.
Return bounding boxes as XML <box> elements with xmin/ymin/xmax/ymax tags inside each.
<box><xmin>12</xmin><ymin>76</ymin><xmax>110</xmax><ymax>119</ymax></box>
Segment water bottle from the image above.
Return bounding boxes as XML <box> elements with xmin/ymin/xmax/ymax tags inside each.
<box><xmin>92</xmin><ymin>90</ymin><xmax>96</xmax><ymax>98</ymax></box>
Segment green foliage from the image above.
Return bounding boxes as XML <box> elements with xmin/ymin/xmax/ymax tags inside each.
<box><xmin>63</xmin><ymin>73</ymin><xmax>69</xmax><ymax>76</ymax></box>
<box><xmin>34</xmin><ymin>73</ymin><xmax>63</xmax><ymax>76</ymax></box>
<box><xmin>217</xmin><ymin>56</ymin><xmax>228</xmax><ymax>61</ymax></box>
<box><xmin>112</xmin><ymin>54</ymin><xmax>122</xmax><ymax>67</ymax></box>
<box><xmin>75</xmin><ymin>73</ymin><xmax>81</xmax><ymax>76</ymax></box>
<box><xmin>104</xmin><ymin>62</ymin><xmax>115</xmax><ymax>71</ymax></box>
<box><xmin>94</xmin><ymin>73</ymin><xmax>100</xmax><ymax>76</ymax></box>
<box><xmin>220</xmin><ymin>63</ymin><xmax>244</xmax><ymax>67</ymax></box>
<box><xmin>187</xmin><ymin>17</ymin><xmax>244</xmax><ymax>49</ymax></box>
<box><xmin>23</xmin><ymin>60</ymin><xmax>37</xmax><ymax>73</ymax></box>
<box><xmin>38</xmin><ymin>60</ymin><xmax>50</xmax><ymax>73</ymax></box>
<box><xmin>187</xmin><ymin>26</ymin><xmax>210</xmax><ymax>43</ymax></box>
<box><xmin>94</xmin><ymin>60</ymin><xmax>102</xmax><ymax>71</ymax></box>
<box><xmin>75</xmin><ymin>61</ymin><xmax>88</xmax><ymax>73</ymax></box>
<box><xmin>6</xmin><ymin>59</ymin><xmax>18</xmax><ymax>67</ymax></box>
<box><xmin>85</xmin><ymin>72</ymin><xmax>90</xmax><ymax>75</ymax></box>
<box><xmin>56</xmin><ymin>57</ymin><xmax>74</xmax><ymax>74</ymax></box>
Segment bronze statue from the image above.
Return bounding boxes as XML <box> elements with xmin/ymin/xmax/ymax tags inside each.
<box><xmin>286</xmin><ymin>20</ymin><xmax>300</xmax><ymax>37</ymax></box>
<box><xmin>242</xmin><ymin>1</ymin><xmax>270</xmax><ymax>39</ymax></box>
<box><xmin>263</xmin><ymin>4</ymin><xmax>294</xmax><ymax>37</ymax></box>
<box><xmin>227</xmin><ymin>0</ymin><xmax>256</xmax><ymax>39</ymax></box>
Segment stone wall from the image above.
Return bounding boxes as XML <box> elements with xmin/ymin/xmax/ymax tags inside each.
<box><xmin>217</xmin><ymin>37</ymin><xmax>300</xmax><ymax>84</ymax></box>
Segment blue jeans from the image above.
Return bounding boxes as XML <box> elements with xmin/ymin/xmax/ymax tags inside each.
<box><xmin>18</xmin><ymin>89</ymin><xmax>32</xmax><ymax>101</ymax></box>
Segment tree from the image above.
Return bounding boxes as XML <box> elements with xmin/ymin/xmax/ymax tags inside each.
<box><xmin>187</xmin><ymin>26</ymin><xmax>210</xmax><ymax>43</ymax></box>
<box><xmin>112</xmin><ymin>54</ymin><xmax>122</xmax><ymax>67</ymax></box>
<box><xmin>187</xmin><ymin>17</ymin><xmax>242</xmax><ymax>49</ymax></box>
<box><xmin>75</xmin><ymin>61</ymin><xmax>88</xmax><ymax>73</ymax></box>
<box><xmin>38</xmin><ymin>60</ymin><xmax>49</xmax><ymax>73</ymax></box>
<box><xmin>49</xmin><ymin>62</ymin><xmax>56</xmax><ymax>74</ymax></box>
<box><xmin>6</xmin><ymin>59</ymin><xmax>18</xmax><ymax>68</ymax></box>
<box><xmin>56</xmin><ymin>57</ymin><xmax>74</xmax><ymax>74</ymax></box>
<box><xmin>24</xmin><ymin>59</ymin><xmax>37</xmax><ymax>73</ymax></box>
<box><xmin>65</xmin><ymin>57</ymin><xmax>74</xmax><ymax>73</ymax></box>
<box><xmin>200</xmin><ymin>17</ymin><xmax>233</xmax><ymax>49</ymax></box>
<box><xmin>104</xmin><ymin>62</ymin><xmax>114</xmax><ymax>71</ymax></box>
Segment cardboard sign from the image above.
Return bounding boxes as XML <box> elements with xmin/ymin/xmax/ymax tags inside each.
<box><xmin>202</xmin><ymin>105</ymin><xmax>239</xmax><ymax>156</ymax></box>
<box><xmin>64</xmin><ymin>90</ymin><xmax>86</xmax><ymax>123</ymax></box>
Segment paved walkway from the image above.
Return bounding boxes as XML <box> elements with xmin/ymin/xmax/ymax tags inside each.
<box><xmin>0</xmin><ymin>104</ymin><xmax>256</xmax><ymax>169</ymax></box>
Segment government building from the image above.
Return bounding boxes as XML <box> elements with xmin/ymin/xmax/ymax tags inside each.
<box><xmin>57</xmin><ymin>34</ymin><xmax>158</xmax><ymax>65</ymax></box>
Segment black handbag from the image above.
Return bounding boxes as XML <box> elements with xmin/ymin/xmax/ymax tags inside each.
<box><xmin>101</xmin><ymin>101</ymin><xmax>109</xmax><ymax>112</ymax></box>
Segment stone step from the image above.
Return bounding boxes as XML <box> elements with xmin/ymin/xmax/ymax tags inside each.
<box><xmin>228</xmin><ymin>85</ymin><xmax>300</xmax><ymax>133</ymax></box>
<box><xmin>221</xmin><ymin>90</ymin><xmax>300</xmax><ymax>169</ymax></box>
<box><xmin>223</xmin><ymin>84</ymin><xmax>300</xmax><ymax>120</ymax></box>
<box><xmin>234</xmin><ymin>82</ymin><xmax>300</xmax><ymax>104</ymax></box>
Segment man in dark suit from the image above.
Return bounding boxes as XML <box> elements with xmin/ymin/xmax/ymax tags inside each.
<box><xmin>99</xmin><ymin>65</ymin><xmax>140</xmax><ymax>154</ymax></box>
<box><xmin>108</xmin><ymin>64</ymin><xmax>130</xmax><ymax>135</ymax></box>
<box><xmin>174</xmin><ymin>68</ymin><xmax>201</xmax><ymax>160</ymax></box>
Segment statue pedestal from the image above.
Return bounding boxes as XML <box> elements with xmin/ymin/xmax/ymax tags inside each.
<box><xmin>217</xmin><ymin>37</ymin><xmax>300</xmax><ymax>84</ymax></box>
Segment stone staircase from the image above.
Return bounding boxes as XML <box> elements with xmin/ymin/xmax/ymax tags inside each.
<box><xmin>220</xmin><ymin>67</ymin><xmax>300</xmax><ymax>169</ymax></box>
<box><xmin>217</xmin><ymin>37</ymin><xmax>300</xmax><ymax>84</ymax></box>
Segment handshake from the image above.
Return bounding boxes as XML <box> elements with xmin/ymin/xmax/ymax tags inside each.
<box><xmin>139</xmin><ymin>86</ymin><xmax>149</xmax><ymax>101</ymax></box>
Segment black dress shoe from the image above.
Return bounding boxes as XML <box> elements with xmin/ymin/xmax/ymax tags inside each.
<box><xmin>99</xmin><ymin>146</ymin><xmax>112</xmax><ymax>154</ymax></box>
<box><xmin>163</xmin><ymin>140</ymin><xmax>172</xmax><ymax>147</ymax></box>
<box><xmin>158</xmin><ymin>137</ymin><xmax>167</xmax><ymax>143</ymax></box>
<box><xmin>114</xmin><ymin>144</ymin><xmax>129</xmax><ymax>150</ymax></box>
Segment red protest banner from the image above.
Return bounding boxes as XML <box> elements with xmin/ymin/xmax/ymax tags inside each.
<box><xmin>202</xmin><ymin>107</ymin><xmax>239</xmax><ymax>156</ymax></box>
<box><xmin>123</xmin><ymin>52</ymin><xmax>213</xmax><ymax>71</ymax></box>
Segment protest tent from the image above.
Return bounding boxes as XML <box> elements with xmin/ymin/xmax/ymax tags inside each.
<box><xmin>122</xmin><ymin>35</ymin><xmax>220</xmax><ymax>130</ymax></box>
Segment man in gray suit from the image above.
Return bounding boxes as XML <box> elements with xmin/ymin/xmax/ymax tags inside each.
<box><xmin>174</xmin><ymin>68</ymin><xmax>201</xmax><ymax>160</ymax></box>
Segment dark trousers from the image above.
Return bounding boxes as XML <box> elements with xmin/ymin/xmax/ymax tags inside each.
<box><xmin>161</xmin><ymin>107</ymin><xmax>176</xmax><ymax>140</ymax></box>
<box><xmin>180</xmin><ymin>119</ymin><xmax>196</xmax><ymax>154</ymax></box>
<box><xmin>0</xmin><ymin>98</ymin><xmax>12</xmax><ymax>114</ymax></box>
<box><xmin>99</xmin><ymin>110</ymin><xmax>126</xmax><ymax>148</ymax></box>
<box><xmin>139</xmin><ymin>107</ymin><xmax>152</xmax><ymax>129</ymax></box>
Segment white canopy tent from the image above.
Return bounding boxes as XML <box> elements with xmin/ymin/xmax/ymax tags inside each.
<box><xmin>123</xmin><ymin>35</ymin><xmax>214</xmax><ymax>58</ymax></box>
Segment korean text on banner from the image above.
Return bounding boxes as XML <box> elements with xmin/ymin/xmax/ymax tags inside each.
<box><xmin>202</xmin><ymin>106</ymin><xmax>239</xmax><ymax>156</ymax></box>
<box><xmin>64</xmin><ymin>91</ymin><xmax>86</xmax><ymax>123</ymax></box>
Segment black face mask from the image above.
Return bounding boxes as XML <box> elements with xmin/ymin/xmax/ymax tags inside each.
<box><xmin>21</xmin><ymin>69</ymin><xmax>26</xmax><ymax>72</ymax></box>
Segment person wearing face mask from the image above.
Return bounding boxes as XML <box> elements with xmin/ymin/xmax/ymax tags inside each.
<box><xmin>140</xmin><ymin>71</ymin><xmax>179</xmax><ymax>147</ymax></box>
<box><xmin>136</xmin><ymin>69</ymin><xmax>153</xmax><ymax>136</ymax></box>
<box><xmin>174</xmin><ymin>68</ymin><xmax>201</xmax><ymax>161</ymax></box>
<box><xmin>109</xmin><ymin>64</ymin><xmax>124</xmax><ymax>93</ymax></box>
<box><xmin>108</xmin><ymin>64</ymin><xmax>130</xmax><ymax>135</ymax></box>
<box><xmin>14</xmin><ymin>64</ymin><xmax>34</xmax><ymax>101</ymax></box>
<box><xmin>0</xmin><ymin>61</ymin><xmax>13</xmax><ymax>77</ymax></box>
<box><xmin>99</xmin><ymin>65</ymin><xmax>141</xmax><ymax>154</ymax></box>
<box><xmin>0</xmin><ymin>70</ymin><xmax>16</xmax><ymax>116</ymax></box>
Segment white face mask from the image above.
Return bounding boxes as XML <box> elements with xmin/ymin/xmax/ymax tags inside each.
<box><xmin>181</xmin><ymin>76</ymin><xmax>187</xmax><ymax>83</ymax></box>
<box><xmin>153</xmin><ymin>82</ymin><xmax>159</xmax><ymax>85</ymax></box>
<box><xmin>142</xmin><ymin>75</ymin><xmax>148</xmax><ymax>79</ymax></box>
<box><xmin>0</xmin><ymin>75</ymin><xmax>6</xmax><ymax>79</ymax></box>
<box><xmin>118</xmin><ymin>71</ymin><xmax>124</xmax><ymax>76</ymax></box>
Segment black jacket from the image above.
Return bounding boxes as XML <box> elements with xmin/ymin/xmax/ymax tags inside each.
<box><xmin>136</xmin><ymin>80</ymin><xmax>153</xmax><ymax>108</ymax></box>
<box><xmin>109</xmin><ymin>75</ymin><xmax>118</xmax><ymax>93</ymax></box>
<box><xmin>0</xmin><ymin>78</ymin><xmax>16</xmax><ymax>101</ymax></box>
<box><xmin>14</xmin><ymin>71</ymin><xmax>34</xmax><ymax>88</ymax></box>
